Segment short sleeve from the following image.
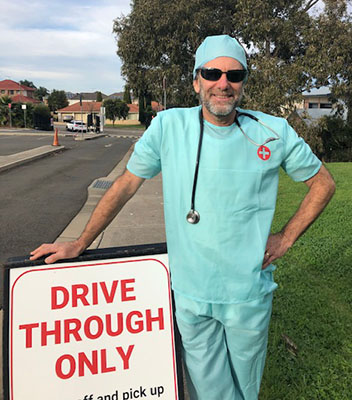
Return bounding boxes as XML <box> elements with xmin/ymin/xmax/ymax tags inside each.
<box><xmin>127</xmin><ymin>116</ymin><xmax>162</xmax><ymax>179</ymax></box>
<box><xmin>281</xmin><ymin>122</ymin><xmax>322</xmax><ymax>182</ymax></box>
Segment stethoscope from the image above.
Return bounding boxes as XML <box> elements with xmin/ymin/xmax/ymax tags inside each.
<box><xmin>186</xmin><ymin>109</ymin><xmax>281</xmax><ymax>224</ymax></box>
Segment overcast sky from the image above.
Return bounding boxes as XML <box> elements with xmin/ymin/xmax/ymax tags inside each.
<box><xmin>0</xmin><ymin>0</ymin><xmax>132</xmax><ymax>95</ymax></box>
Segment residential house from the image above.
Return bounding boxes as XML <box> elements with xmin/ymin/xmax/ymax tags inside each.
<box><xmin>0</xmin><ymin>79</ymin><xmax>40</xmax><ymax>103</ymax></box>
<box><xmin>67</xmin><ymin>92</ymin><xmax>107</xmax><ymax>106</ymax></box>
<box><xmin>57</xmin><ymin>101</ymin><xmax>103</xmax><ymax>124</ymax></box>
<box><xmin>57</xmin><ymin>100</ymin><xmax>164</xmax><ymax>126</ymax></box>
<box><xmin>105</xmin><ymin>92</ymin><xmax>124</xmax><ymax>100</ymax></box>
<box><xmin>296</xmin><ymin>87</ymin><xmax>347</xmax><ymax>120</ymax></box>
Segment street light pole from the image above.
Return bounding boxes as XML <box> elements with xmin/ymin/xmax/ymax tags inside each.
<box><xmin>80</xmin><ymin>93</ymin><xmax>83</xmax><ymax>139</ymax></box>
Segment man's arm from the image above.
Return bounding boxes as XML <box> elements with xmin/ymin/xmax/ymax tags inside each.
<box><xmin>30</xmin><ymin>169</ymin><xmax>145</xmax><ymax>264</ymax></box>
<box><xmin>262</xmin><ymin>164</ymin><xmax>336</xmax><ymax>269</ymax></box>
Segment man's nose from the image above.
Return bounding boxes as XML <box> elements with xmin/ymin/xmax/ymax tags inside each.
<box><xmin>216</xmin><ymin>72</ymin><xmax>231</xmax><ymax>89</ymax></box>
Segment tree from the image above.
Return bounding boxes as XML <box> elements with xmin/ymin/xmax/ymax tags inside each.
<box><xmin>123</xmin><ymin>85</ymin><xmax>132</xmax><ymax>104</ymax></box>
<box><xmin>47</xmin><ymin>90</ymin><xmax>68</xmax><ymax>112</ymax></box>
<box><xmin>114</xmin><ymin>0</ymin><xmax>352</xmax><ymax>120</ymax></box>
<box><xmin>34</xmin><ymin>86</ymin><xmax>49</xmax><ymax>101</ymax></box>
<box><xmin>96</xmin><ymin>91</ymin><xmax>103</xmax><ymax>102</ymax></box>
<box><xmin>0</xmin><ymin>95</ymin><xmax>12</xmax><ymax>126</ymax></box>
<box><xmin>103</xmin><ymin>99</ymin><xmax>118</xmax><ymax>125</ymax></box>
<box><xmin>33</xmin><ymin>104</ymin><xmax>52</xmax><ymax>130</ymax></box>
<box><xmin>103</xmin><ymin>99</ymin><xmax>129</xmax><ymax>125</ymax></box>
<box><xmin>116</xmin><ymin>99</ymin><xmax>129</xmax><ymax>120</ymax></box>
<box><xmin>20</xmin><ymin>80</ymin><xmax>36</xmax><ymax>89</ymax></box>
<box><xmin>114</xmin><ymin>0</ymin><xmax>238</xmax><ymax>107</ymax></box>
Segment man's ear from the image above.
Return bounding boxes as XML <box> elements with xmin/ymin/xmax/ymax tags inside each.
<box><xmin>193</xmin><ymin>78</ymin><xmax>200</xmax><ymax>94</ymax></box>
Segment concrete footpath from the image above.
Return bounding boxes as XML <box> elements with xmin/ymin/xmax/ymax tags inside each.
<box><xmin>0</xmin><ymin>138</ymin><xmax>190</xmax><ymax>399</ymax></box>
<box><xmin>56</xmin><ymin>144</ymin><xmax>166</xmax><ymax>248</ymax></box>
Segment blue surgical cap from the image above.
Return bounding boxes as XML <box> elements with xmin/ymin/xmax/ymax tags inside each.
<box><xmin>193</xmin><ymin>35</ymin><xmax>247</xmax><ymax>79</ymax></box>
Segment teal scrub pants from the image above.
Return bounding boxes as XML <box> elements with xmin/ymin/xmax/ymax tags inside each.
<box><xmin>174</xmin><ymin>292</ymin><xmax>273</xmax><ymax>400</ymax></box>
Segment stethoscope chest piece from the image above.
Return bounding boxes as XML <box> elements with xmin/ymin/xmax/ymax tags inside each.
<box><xmin>186</xmin><ymin>209</ymin><xmax>200</xmax><ymax>224</ymax></box>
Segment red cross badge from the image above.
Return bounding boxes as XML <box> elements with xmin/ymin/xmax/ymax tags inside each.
<box><xmin>257</xmin><ymin>145</ymin><xmax>271</xmax><ymax>160</ymax></box>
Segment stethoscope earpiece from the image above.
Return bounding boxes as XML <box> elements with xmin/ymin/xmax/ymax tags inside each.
<box><xmin>186</xmin><ymin>209</ymin><xmax>200</xmax><ymax>224</ymax></box>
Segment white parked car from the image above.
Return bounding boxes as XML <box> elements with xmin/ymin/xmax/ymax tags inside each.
<box><xmin>66</xmin><ymin>120</ymin><xmax>87</xmax><ymax>132</ymax></box>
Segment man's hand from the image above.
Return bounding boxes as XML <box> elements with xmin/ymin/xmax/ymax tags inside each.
<box><xmin>262</xmin><ymin>165</ymin><xmax>335</xmax><ymax>270</ymax></box>
<box><xmin>262</xmin><ymin>232</ymin><xmax>291</xmax><ymax>270</ymax></box>
<box><xmin>30</xmin><ymin>240</ymin><xmax>85</xmax><ymax>264</ymax></box>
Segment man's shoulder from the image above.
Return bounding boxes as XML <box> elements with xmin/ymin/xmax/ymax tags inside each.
<box><xmin>157</xmin><ymin>106</ymin><xmax>200</xmax><ymax>122</ymax></box>
<box><xmin>237</xmin><ymin>108</ymin><xmax>287</xmax><ymax>125</ymax></box>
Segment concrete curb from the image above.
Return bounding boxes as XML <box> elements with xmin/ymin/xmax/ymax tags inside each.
<box><xmin>0</xmin><ymin>145</ymin><xmax>65</xmax><ymax>173</ymax></box>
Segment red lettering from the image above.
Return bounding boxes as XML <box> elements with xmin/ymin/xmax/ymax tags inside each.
<box><xmin>41</xmin><ymin>320</ymin><xmax>61</xmax><ymax>346</ymax></box>
<box><xmin>101</xmin><ymin>348</ymin><xmax>116</xmax><ymax>373</ymax></box>
<box><xmin>56</xmin><ymin>354</ymin><xmax>75</xmax><ymax>379</ymax></box>
<box><xmin>19</xmin><ymin>323</ymin><xmax>39</xmax><ymax>348</ymax></box>
<box><xmin>84</xmin><ymin>316</ymin><xmax>104</xmax><ymax>339</ymax></box>
<box><xmin>72</xmin><ymin>284</ymin><xmax>89</xmax><ymax>307</ymax></box>
<box><xmin>51</xmin><ymin>286</ymin><xmax>69</xmax><ymax>309</ymax></box>
<box><xmin>146</xmin><ymin>308</ymin><xmax>164</xmax><ymax>331</ymax></box>
<box><xmin>126</xmin><ymin>311</ymin><xmax>144</xmax><ymax>333</ymax></box>
<box><xmin>116</xmin><ymin>345</ymin><xmax>134</xmax><ymax>370</ymax></box>
<box><xmin>106</xmin><ymin>313</ymin><xmax>124</xmax><ymax>336</ymax></box>
<box><xmin>64</xmin><ymin>318</ymin><xmax>82</xmax><ymax>343</ymax></box>
<box><xmin>121</xmin><ymin>279</ymin><xmax>136</xmax><ymax>301</ymax></box>
<box><xmin>100</xmin><ymin>280</ymin><xmax>118</xmax><ymax>303</ymax></box>
<box><xmin>92</xmin><ymin>282</ymin><xmax>98</xmax><ymax>305</ymax></box>
<box><xmin>78</xmin><ymin>350</ymin><xmax>98</xmax><ymax>376</ymax></box>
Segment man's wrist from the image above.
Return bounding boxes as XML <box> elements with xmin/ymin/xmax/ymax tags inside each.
<box><xmin>280</xmin><ymin>230</ymin><xmax>295</xmax><ymax>249</ymax></box>
<box><xmin>74</xmin><ymin>237</ymin><xmax>89</xmax><ymax>253</ymax></box>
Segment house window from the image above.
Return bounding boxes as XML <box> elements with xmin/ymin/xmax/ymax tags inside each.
<box><xmin>308</xmin><ymin>103</ymin><xmax>319</xmax><ymax>108</ymax></box>
<box><xmin>1</xmin><ymin>90</ymin><xmax>5</xmax><ymax>94</ymax></box>
<box><xmin>320</xmin><ymin>103</ymin><xmax>332</xmax><ymax>109</ymax></box>
<box><xmin>9</xmin><ymin>90</ymin><xmax>14</xmax><ymax>95</ymax></box>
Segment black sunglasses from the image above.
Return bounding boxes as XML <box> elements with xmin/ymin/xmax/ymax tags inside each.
<box><xmin>198</xmin><ymin>68</ymin><xmax>248</xmax><ymax>83</ymax></box>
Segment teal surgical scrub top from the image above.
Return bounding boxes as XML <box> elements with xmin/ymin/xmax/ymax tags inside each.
<box><xmin>127</xmin><ymin>106</ymin><xmax>322</xmax><ymax>303</ymax></box>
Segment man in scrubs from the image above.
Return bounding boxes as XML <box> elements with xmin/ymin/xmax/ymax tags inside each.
<box><xmin>31</xmin><ymin>35</ymin><xmax>336</xmax><ymax>399</ymax></box>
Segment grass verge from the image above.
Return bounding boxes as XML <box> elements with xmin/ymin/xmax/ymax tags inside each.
<box><xmin>104</xmin><ymin>124</ymin><xmax>145</xmax><ymax>130</ymax></box>
<box><xmin>260</xmin><ymin>163</ymin><xmax>352</xmax><ymax>400</ymax></box>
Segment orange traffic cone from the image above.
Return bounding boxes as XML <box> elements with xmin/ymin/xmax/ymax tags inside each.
<box><xmin>53</xmin><ymin>128</ymin><xmax>59</xmax><ymax>146</ymax></box>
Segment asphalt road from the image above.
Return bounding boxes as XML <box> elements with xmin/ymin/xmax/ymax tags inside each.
<box><xmin>0</xmin><ymin>135</ymin><xmax>134</xmax><ymax>264</ymax></box>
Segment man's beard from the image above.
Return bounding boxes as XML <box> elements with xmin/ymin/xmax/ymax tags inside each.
<box><xmin>199</xmin><ymin>85</ymin><xmax>243</xmax><ymax>118</ymax></box>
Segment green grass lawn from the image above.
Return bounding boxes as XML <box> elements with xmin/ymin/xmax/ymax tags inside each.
<box><xmin>260</xmin><ymin>163</ymin><xmax>352</xmax><ymax>399</ymax></box>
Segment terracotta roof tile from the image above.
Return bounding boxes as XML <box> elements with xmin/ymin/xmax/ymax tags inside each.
<box><xmin>58</xmin><ymin>101</ymin><xmax>103</xmax><ymax>112</ymax></box>
<box><xmin>11</xmin><ymin>94</ymin><xmax>41</xmax><ymax>103</ymax></box>
<box><xmin>128</xmin><ymin>104</ymin><xmax>139</xmax><ymax>113</ymax></box>
<box><xmin>0</xmin><ymin>79</ymin><xmax>35</xmax><ymax>91</ymax></box>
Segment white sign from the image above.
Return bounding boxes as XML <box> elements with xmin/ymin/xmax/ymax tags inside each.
<box><xmin>21</xmin><ymin>105</ymin><xmax>27</xmax><ymax>110</ymax></box>
<box><xmin>8</xmin><ymin>254</ymin><xmax>178</xmax><ymax>400</ymax></box>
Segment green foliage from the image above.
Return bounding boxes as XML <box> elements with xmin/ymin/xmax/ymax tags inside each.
<box><xmin>10</xmin><ymin>102</ymin><xmax>35</xmax><ymax>128</ymax></box>
<box><xmin>96</xmin><ymin>91</ymin><xmax>103</xmax><ymax>102</ymax></box>
<box><xmin>114</xmin><ymin>0</ymin><xmax>238</xmax><ymax>107</ymax></box>
<box><xmin>33</xmin><ymin>104</ymin><xmax>52</xmax><ymax>130</ymax></box>
<box><xmin>0</xmin><ymin>95</ymin><xmax>12</xmax><ymax>126</ymax></box>
<box><xmin>317</xmin><ymin>116</ymin><xmax>352</xmax><ymax>162</ymax></box>
<box><xmin>19</xmin><ymin>80</ymin><xmax>36</xmax><ymax>89</ymax></box>
<box><xmin>47</xmin><ymin>90</ymin><xmax>68</xmax><ymax>112</ymax></box>
<box><xmin>34</xmin><ymin>86</ymin><xmax>49</xmax><ymax>101</ymax></box>
<box><xmin>114</xmin><ymin>0</ymin><xmax>352</xmax><ymax>118</ymax></box>
<box><xmin>123</xmin><ymin>85</ymin><xmax>132</xmax><ymax>104</ymax></box>
<box><xmin>260</xmin><ymin>164</ymin><xmax>352</xmax><ymax>399</ymax></box>
<box><xmin>103</xmin><ymin>99</ymin><xmax>129</xmax><ymax>125</ymax></box>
